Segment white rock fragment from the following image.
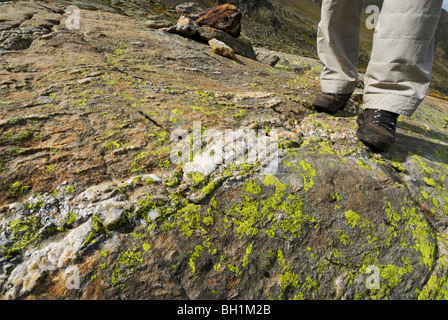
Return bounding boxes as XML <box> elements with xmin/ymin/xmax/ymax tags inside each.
<box><xmin>183</xmin><ymin>153</ymin><xmax>219</xmax><ymax>183</ymax></box>
<box><xmin>95</xmin><ymin>198</ymin><xmax>129</xmax><ymax>227</ymax></box>
<box><xmin>5</xmin><ymin>219</ymin><xmax>92</xmax><ymax>300</ymax></box>
<box><xmin>74</xmin><ymin>183</ymin><xmax>114</xmax><ymax>202</ymax></box>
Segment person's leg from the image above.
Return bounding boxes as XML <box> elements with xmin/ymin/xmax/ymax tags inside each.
<box><xmin>313</xmin><ymin>0</ymin><xmax>363</xmax><ymax>113</ymax></box>
<box><xmin>317</xmin><ymin>0</ymin><xmax>364</xmax><ymax>95</ymax></box>
<box><xmin>357</xmin><ymin>0</ymin><xmax>443</xmax><ymax>152</ymax></box>
<box><xmin>362</xmin><ymin>0</ymin><xmax>443</xmax><ymax>116</ymax></box>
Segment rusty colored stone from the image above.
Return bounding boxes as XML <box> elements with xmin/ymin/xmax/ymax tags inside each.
<box><xmin>195</xmin><ymin>3</ymin><xmax>242</xmax><ymax>38</ymax></box>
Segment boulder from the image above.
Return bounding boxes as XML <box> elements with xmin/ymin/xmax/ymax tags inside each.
<box><xmin>195</xmin><ymin>3</ymin><xmax>242</xmax><ymax>38</ymax></box>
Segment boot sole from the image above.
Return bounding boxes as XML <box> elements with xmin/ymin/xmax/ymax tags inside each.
<box><xmin>356</xmin><ymin>126</ymin><xmax>393</xmax><ymax>152</ymax></box>
<box><xmin>312</xmin><ymin>100</ymin><xmax>347</xmax><ymax>114</ymax></box>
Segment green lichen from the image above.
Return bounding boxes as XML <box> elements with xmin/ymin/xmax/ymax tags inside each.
<box><xmin>432</xmin><ymin>197</ymin><xmax>440</xmax><ymax>208</ymax></box>
<box><xmin>412</xmin><ymin>155</ymin><xmax>435</xmax><ymax>175</ymax></box>
<box><xmin>228</xmin><ymin>194</ymin><xmax>260</xmax><ymax>237</ymax></box>
<box><xmin>110</xmin><ymin>248</ymin><xmax>144</xmax><ymax>289</ymax></box>
<box><xmin>381</xmin><ymin>264</ymin><xmax>405</xmax><ymax>287</ymax></box>
<box><xmin>2</xmin><ymin>216</ymin><xmax>41</xmax><ymax>258</ymax></box>
<box><xmin>298</xmin><ymin>160</ymin><xmax>316</xmax><ymax>191</ymax></box>
<box><xmin>189</xmin><ymin>244</ymin><xmax>204</xmax><ymax>277</ymax></box>
<box><xmin>166</xmin><ymin>170</ymin><xmax>183</xmax><ymax>188</ymax></box>
<box><xmin>166</xmin><ymin>177</ymin><xmax>179</xmax><ymax>187</ymax></box>
<box><xmin>335</xmin><ymin>230</ymin><xmax>353</xmax><ymax>246</ymax></box>
<box><xmin>202</xmin><ymin>215</ymin><xmax>214</xmax><ymax>226</ymax></box>
<box><xmin>64</xmin><ymin>185</ymin><xmax>75</xmax><ymax>194</ymax></box>
<box><xmin>357</xmin><ymin>159</ymin><xmax>372</xmax><ymax>170</ymax></box>
<box><xmin>421</xmin><ymin>190</ymin><xmax>431</xmax><ymax>200</ymax></box>
<box><xmin>391</xmin><ymin>161</ymin><xmax>405</xmax><ymax>172</ymax></box>
<box><xmin>345</xmin><ymin>210</ymin><xmax>360</xmax><ymax>227</ymax></box>
<box><xmin>103</xmin><ymin>140</ymin><xmax>122</xmax><ymax>151</ymax></box>
<box><xmin>202</xmin><ymin>180</ymin><xmax>216</xmax><ymax>196</ymax></box>
<box><xmin>160</xmin><ymin>202</ymin><xmax>206</xmax><ymax>237</ymax></box>
<box><xmin>277</xmin><ymin>249</ymin><xmax>289</xmax><ymax>271</ymax></box>
<box><xmin>419</xmin><ymin>275</ymin><xmax>448</xmax><ymax>300</ymax></box>
<box><xmin>57</xmin><ymin>211</ymin><xmax>77</xmax><ymax>231</ymax></box>
<box><xmin>243</xmin><ymin>180</ymin><xmax>261</xmax><ymax>196</ymax></box>
<box><xmin>364</xmin><ymin>262</ymin><xmax>414</xmax><ymax>300</ymax></box>
<box><xmin>330</xmin><ymin>192</ymin><xmax>341</xmax><ymax>210</ymax></box>
<box><xmin>189</xmin><ymin>172</ymin><xmax>205</xmax><ymax>185</ymax></box>
<box><xmin>130</xmin><ymin>151</ymin><xmax>150</xmax><ymax>173</ymax></box>
<box><xmin>283</xmin><ymin>159</ymin><xmax>316</xmax><ymax>191</ymax></box>
<box><xmin>9</xmin><ymin>181</ymin><xmax>30</xmax><ymax>198</ymax></box>
<box><xmin>231</xmin><ymin>175</ymin><xmax>286</xmax><ymax>237</ymax></box>
<box><xmin>424</xmin><ymin>177</ymin><xmax>439</xmax><ymax>188</ymax></box>
<box><xmin>118</xmin><ymin>248</ymin><xmax>143</xmax><ymax>269</ymax></box>
<box><xmin>227</xmin><ymin>263</ymin><xmax>240</xmax><ymax>276</ymax></box>
<box><xmin>82</xmin><ymin>215</ymin><xmax>107</xmax><ymax>248</ymax></box>
<box><xmin>22</xmin><ymin>199</ymin><xmax>43</xmax><ymax>213</ymax></box>
<box><xmin>280</xmin><ymin>271</ymin><xmax>300</xmax><ymax>291</ymax></box>
<box><xmin>226</xmin><ymin>175</ymin><xmax>317</xmax><ymax>240</ymax></box>
<box><xmin>242</xmin><ymin>243</ymin><xmax>253</xmax><ymax>268</ymax></box>
<box><xmin>418</xmin><ymin>232</ymin><xmax>448</xmax><ymax>299</ymax></box>
<box><xmin>401</xmin><ymin>205</ymin><xmax>435</xmax><ymax>269</ymax></box>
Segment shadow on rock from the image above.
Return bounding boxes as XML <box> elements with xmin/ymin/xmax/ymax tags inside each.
<box><xmin>390</xmin><ymin>131</ymin><xmax>448</xmax><ymax>165</ymax></box>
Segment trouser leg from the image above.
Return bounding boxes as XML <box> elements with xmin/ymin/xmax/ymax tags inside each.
<box><xmin>317</xmin><ymin>0</ymin><xmax>363</xmax><ymax>95</ymax></box>
<box><xmin>363</xmin><ymin>0</ymin><xmax>443</xmax><ymax>116</ymax></box>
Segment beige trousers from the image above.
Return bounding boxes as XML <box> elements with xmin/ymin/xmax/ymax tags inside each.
<box><xmin>317</xmin><ymin>0</ymin><xmax>443</xmax><ymax>116</ymax></box>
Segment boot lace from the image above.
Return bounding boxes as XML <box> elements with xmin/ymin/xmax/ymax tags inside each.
<box><xmin>372</xmin><ymin>110</ymin><xmax>398</xmax><ymax>133</ymax></box>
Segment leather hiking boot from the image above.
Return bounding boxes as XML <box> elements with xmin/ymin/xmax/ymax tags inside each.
<box><xmin>356</xmin><ymin>109</ymin><xmax>399</xmax><ymax>152</ymax></box>
<box><xmin>312</xmin><ymin>92</ymin><xmax>353</xmax><ymax>114</ymax></box>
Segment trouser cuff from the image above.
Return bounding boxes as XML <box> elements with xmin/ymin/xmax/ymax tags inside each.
<box><xmin>362</xmin><ymin>93</ymin><xmax>422</xmax><ymax>117</ymax></box>
<box><xmin>320</xmin><ymin>79</ymin><xmax>356</xmax><ymax>95</ymax></box>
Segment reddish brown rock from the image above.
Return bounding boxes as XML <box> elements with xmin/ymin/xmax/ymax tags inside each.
<box><xmin>195</xmin><ymin>3</ymin><xmax>242</xmax><ymax>38</ymax></box>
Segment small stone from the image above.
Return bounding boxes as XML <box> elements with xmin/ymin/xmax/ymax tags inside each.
<box><xmin>95</xmin><ymin>199</ymin><xmax>128</xmax><ymax>227</ymax></box>
<box><xmin>40</xmin><ymin>33</ymin><xmax>55</xmax><ymax>40</ymax></box>
<box><xmin>248</xmin><ymin>123</ymin><xmax>260</xmax><ymax>130</ymax></box>
<box><xmin>36</xmin><ymin>95</ymin><xmax>54</xmax><ymax>104</ymax></box>
<box><xmin>208</xmin><ymin>38</ymin><xmax>235</xmax><ymax>59</ymax></box>
<box><xmin>104</xmin><ymin>206</ymin><xmax>124</xmax><ymax>227</ymax></box>
<box><xmin>77</xmin><ymin>77</ymin><xmax>93</xmax><ymax>85</ymax></box>
<box><xmin>254</xmin><ymin>49</ymin><xmax>280</xmax><ymax>66</ymax></box>
<box><xmin>197</xmin><ymin>25</ymin><xmax>256</xmax><ymax>60</ymax></box>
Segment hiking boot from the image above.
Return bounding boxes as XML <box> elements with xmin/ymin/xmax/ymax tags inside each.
<box><xmin>356</xmin><ymin>109</ymin><xmax>399</xmax><ymax>152</ymax></box>
<box><xmin>312</xmin><ymin>92</ymin><xmax>353</xmax><ymax>114</ymax></box>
